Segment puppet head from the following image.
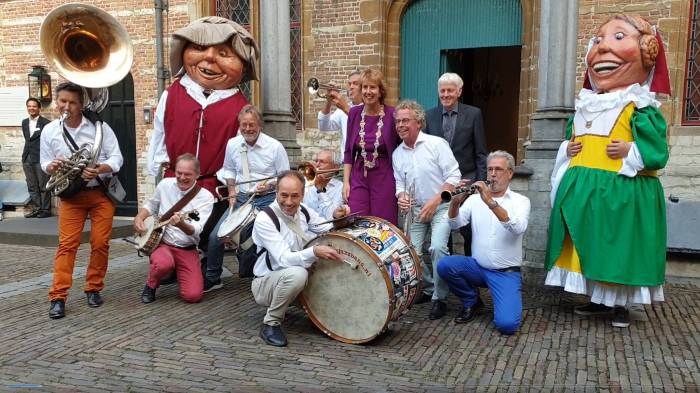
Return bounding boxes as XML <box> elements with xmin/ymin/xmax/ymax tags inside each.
<box><xmin>585</xmin><ymin>14</ymin><xmax>659</xmax><ymax>93</ymax></box>
<box><xmin>170</xmin><ymin>16</ymin><xmax>259</xmax><ymax>90</ymax></box>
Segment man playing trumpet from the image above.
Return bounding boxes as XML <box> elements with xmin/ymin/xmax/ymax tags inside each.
<box><xmin>392</xmin><ymin>100</ymin><xmax>461</xmax><ymax>321</ymax></box>
<box><xmin>302</xmin><ymin>149</ymin><xmax>347</xmax><ymax>220</ymax></box>
<box><xmin>317</xmin><ymin>70</ymin><xmax>363</xmax><ymax>158</ymax></box>
<box><xmin>135</xmin><ymin>154</ymin><xmax>215</xmax><ymax>304</ymax></box>
<box><xmin>204</xmin><ymin>105</ymin><xmax>289</xmax><ymax>291</ymax></box>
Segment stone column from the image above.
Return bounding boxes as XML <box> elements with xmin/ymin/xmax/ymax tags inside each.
<box><xmin>522</xmin><ymin>0</ymin><xmax>578</xmax><ymax>264</ymax></box>
<box><xmin>260</xmin><ymin>0</ymin><xmax>301</xmax><ymax>163</ymax></box>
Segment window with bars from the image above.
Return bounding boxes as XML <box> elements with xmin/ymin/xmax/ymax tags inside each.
<box><xmin>290</xmin><ymin>0</ymin><xmax>302</xmax><ymax>129</ymax></box>
<box><xmin>215</xmin><ymin>0</ymin><xmax>303</xmax><ymax>129</ymax></box>
<box><xmin>684</xmin><ymin>0</ymin><xmax>700</xmax><ymax>124</ymax></box>
<box><xmin>216</xmin><ymin>0</ymin><xmax>252</xmax><ymax>100</ymax></box>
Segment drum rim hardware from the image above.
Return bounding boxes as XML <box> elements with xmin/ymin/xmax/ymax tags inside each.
<box><xmin>299</xmin><ymin>215</ymin><xmax>422</xmax><ymax>344</ymax></box>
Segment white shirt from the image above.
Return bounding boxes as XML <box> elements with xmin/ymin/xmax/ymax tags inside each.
<box><xmin>450</xmin><ymin>188</ymin><xmax>530</xmax><ymax>270</ymax></box>
<box><xmin>303</xmin><ymin>177</ymin><xmax>343</xmax><ymax>220</ymax></box>
<box><xmin>252</xmin><ymin>201</ymin><xmax>333</xmax><ymax>277</ymax></box>
<box><xmin>40</xmin><ymin>116</ymin><xmax>123</xmax><ymax>187</ymax></box>
<box><xmin>143</xmin><ymin>178</ymin><xmax>215</xmax><ymax>247</ymax></box>
<box><xmin>29</xmin><ymin>116</ymin><xmax>39</xmax><ymax>135</ymax></box>
<box><xmin>317</xmin><ymin>103</ymin><xmax>358</xmax><ymax>161</ymax></box>
<box><xmin>392</xmin><ymin>131</ymin><xmax>461</xmax><ymax>205</ymax></box>
<box><xmin>146</xmin><ymin>74</ymin><xmax>242</xmax><ymax>176</ymax></box>
<box><xmin>216</xmin><ymin>132</ymin><xmax>290</xmax><ymax>194</ymax></box>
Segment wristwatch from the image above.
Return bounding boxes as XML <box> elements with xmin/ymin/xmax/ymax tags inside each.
<box><xmin>487</xmin><ymin>200</ymin><xmax>499</xmax><ymax>209</ymax></box>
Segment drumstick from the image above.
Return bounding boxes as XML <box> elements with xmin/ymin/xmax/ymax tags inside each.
<box><xmin>310</xmin><ymin>211</ymin><xmax>363</xmax><ymax>226</ymax></box>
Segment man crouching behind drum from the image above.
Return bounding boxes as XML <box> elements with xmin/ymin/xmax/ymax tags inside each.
<box><xmin>134</xmin><ymin>154</ymin><xmax>214</xmax><ymax>304</ymax></box>
<box><xmin>251</xmin><ymin>170</ymin><xmax>348</xmax><ymax>347</ymax></box>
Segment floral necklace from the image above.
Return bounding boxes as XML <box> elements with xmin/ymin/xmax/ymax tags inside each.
<box><xmin>358</xmin><ymin>105</ymin><xmax>384</xmax><ymax>177</ymax></box>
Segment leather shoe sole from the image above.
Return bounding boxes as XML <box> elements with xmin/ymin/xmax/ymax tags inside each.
<box><xmin>49</xmin><ymin>300</ymin><xmax>65</xmax><ymax>319</ymax></box>
<box><xmin>260</xmin><ymin>324</ymin><xmax>288</xmax><ymax>347</ymax></box>
<box><xmin>141</xmin><ymin>285</ymin><xmax>156</xmax><ymax>304</ymax></box>
<box><xmin>455</xmin><ymin>299</ymin><xmax>485</xmax><ymax>323</ymax></box>
<box><xmin>86</xmin><ymin>292</ymin><xmax>104</xmax><ymax>308</ymax></box>
<box><xmin>36</xmin><ymin>211</ymin><xmax>52</xmax><ymax>218</ymax></box>
<box><xmin>429</xmin><ymin>301</ymin><xmax>447</xmax><ymax>320</ymax></box>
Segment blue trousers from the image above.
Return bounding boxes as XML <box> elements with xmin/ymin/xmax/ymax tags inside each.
<box><xmin>437</xmin><ymin>256</ymin><xmax>522</xmax><ymax>335</ymax></box>
<box><xmin>205</xmin><ymin>192</ymin><xmax>276</xmax><ymax>282</ymax></box>
<box><xmin>409</xmin><ymin>203</ymin><xmax>451</xmax><ymax>300</ymax></box>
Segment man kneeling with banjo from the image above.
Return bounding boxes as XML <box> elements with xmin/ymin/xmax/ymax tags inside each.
<box><xmin>252</xmin><ymin>170</ymin><xmax>349</xmax><ymax>347</ymax></box>
<box><xmin>134</xmin><ymin>154</ymin><xmax>215</xmax><ymax>303</ymax></box>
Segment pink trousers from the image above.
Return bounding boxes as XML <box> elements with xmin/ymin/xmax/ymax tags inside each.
<box><xmin>147</xmin><ymin>243</ymin><xmax>203</xmax><ymax>303</ymax></box>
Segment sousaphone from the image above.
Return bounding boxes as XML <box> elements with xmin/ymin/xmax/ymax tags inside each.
<box><xmin>39</xmin><ymin>3</ymin><xmax>133</xmax><ymax>196</ymax></box>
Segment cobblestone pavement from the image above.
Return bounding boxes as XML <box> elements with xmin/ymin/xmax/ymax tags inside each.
<box><xmin>0</xmin><ymin>240</ymin><xmax>699</xmax><ymax>392</ymax></box>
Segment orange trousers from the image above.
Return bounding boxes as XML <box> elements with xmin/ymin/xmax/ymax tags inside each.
<box><xmin>49</xmin><ymin>188</ymin><xmax>115</xmax><ymax>301</ymax></box>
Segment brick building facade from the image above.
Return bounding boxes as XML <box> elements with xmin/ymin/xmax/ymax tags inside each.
<box><xmin>0</xmin><ymin>0</ymin><xmax>697</xmax><ymax>264</ymax></box>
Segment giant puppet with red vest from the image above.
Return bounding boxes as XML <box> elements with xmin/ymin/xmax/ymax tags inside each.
<box><xmin>147</xmin><ymin>16</ymin><xmax>259</xmax><ymax>246</ymax></box>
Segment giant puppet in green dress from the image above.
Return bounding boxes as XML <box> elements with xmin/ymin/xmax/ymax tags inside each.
<box><xmin>544</xmin><ymin>14</ymin><xmax>671</xmax><ymax>328</ymax></box>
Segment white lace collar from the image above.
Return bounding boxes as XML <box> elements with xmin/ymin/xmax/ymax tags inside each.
<box><xmin>576</xmin><ymin>83</ymin><xmax>660</xmax><ymax>113</ymax></box>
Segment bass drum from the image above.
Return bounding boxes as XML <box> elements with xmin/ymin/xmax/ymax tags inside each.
<box><xmin>300</xmin><ymin>216</ymin><xmax>421</xmax><ymax>344</ymax></box>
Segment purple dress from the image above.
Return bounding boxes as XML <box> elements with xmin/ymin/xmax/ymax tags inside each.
<box><xmin>343</xmin><ymin>105</ymin><xmax>399</xmax><ymax>225</ymax></box>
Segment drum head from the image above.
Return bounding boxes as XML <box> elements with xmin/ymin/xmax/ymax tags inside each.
<box><xmin>300</xmin><ymin>233</ymin><xmax>392</xmax><ymax>344</ymax></box>
<box><xmin>217</xmin><ymin>203</ymin><xmax>254</xmax><ymax>238</ymax></box>
<box><xmin>137</xmin><ymin>216</ymin><xmax>156</xmax><ymax>248</ymax></box>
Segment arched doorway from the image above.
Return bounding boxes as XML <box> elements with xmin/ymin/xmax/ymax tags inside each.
<box><xmin>100</xmin><ymin>73</ymin><xmax>137</xmax><ymax>216</ymax></box>
<box><xmin>400</xmin><ymin>0</ymin><xmax>522</xmax><ymax>156</ymax></box>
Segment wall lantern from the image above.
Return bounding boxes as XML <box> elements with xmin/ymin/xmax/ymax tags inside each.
<box><xmin>28</xmin><ymin>65</ymin><xmax>52</xmax><ymax>104</ymax></box>
<box><xmin>143</xmin><ymin>106</ymin><xmax>153</xmax><ymax>124</ymax></box>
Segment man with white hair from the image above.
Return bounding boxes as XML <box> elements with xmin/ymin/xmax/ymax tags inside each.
<box><xmin>437</xmin><ymin>151</ymin><xmax>530</xmax><ymax>335</ymax></box>
<box><xmin>425</xmin><ymin>72</ymin><xmax>488</xmax><ymax>256</ymax></box>
<box><xmin>303</xmin><ymin>148</ymin><xmax>345</xmax><ymax>220</ymax></box>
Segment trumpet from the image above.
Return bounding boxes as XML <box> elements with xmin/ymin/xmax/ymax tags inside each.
<box><xmin>307</xmin><ymin>77</ymin><xmax>348</xmax><ymax>99</ymax></box>
<box><xmin>297</xmin><ymin>161</ymin><xmax>342</xmax><ymax>183</ymax></box>
<box><xmin>402</xmin><ymin>172</ymin><xmax>415</xmax><ymax>234</ymax></box>
<box><xmin>441</xmin><ymin>180</ymin><xmax>492</xmax><ymax>203</ymax></box>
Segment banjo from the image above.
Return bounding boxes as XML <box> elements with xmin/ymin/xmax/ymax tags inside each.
<box><xmin>133</xmin><ymin>210</ymin><xmax>200</xmax><ymax>257</ymax></box>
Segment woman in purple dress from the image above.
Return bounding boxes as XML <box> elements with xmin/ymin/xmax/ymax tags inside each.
<box><xmin>342</xmin><ymin>68</ymin><xmax>399</xmax><ymax>225</ymax></box>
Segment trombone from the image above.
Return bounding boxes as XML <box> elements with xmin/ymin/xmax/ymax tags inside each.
<box><xmin>298</xmin><ymin>161</ymin><xmax>342</xmax><ymax>183</ymax></box>
<box><xmin>307</xmin><ymin>77</ymin><xmax>348</xmax><ymax>99</ymax></box>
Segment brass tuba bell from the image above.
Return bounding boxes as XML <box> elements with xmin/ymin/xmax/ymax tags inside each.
<box><xmin>39</xmin><ymin>4</ymin><xmax>133</xmax><ymax>197</ymax></box>
<box><xmin>40</xmin><ymin>3</ymin><xmax>133</xmax><ymax>88</ymax></box>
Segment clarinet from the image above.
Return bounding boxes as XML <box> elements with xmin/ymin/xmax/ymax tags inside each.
<box><xmin>440</xmin><ymin>180</ymin><xmax>492</xmax><ymax>203</ymax></box>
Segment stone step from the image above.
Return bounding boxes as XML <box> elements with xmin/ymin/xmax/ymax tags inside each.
<box><xmin>0</xmin><ymin>216</ymin><xmax>133</xmax><ymax>247</ymax></box>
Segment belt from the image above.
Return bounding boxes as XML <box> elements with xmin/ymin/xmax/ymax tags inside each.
<box><xmin>163</xmin><ymin>241</ymin><xmax>197</xmax><ymax>251</ymax></box>
<box><xmin>84</xmin><ymin>185</ymin><xmax>103</xmax><ymax>190</ymax></box>
<box><xmin>495</xmin><ymin>266</ymin><xmax>521</xmax><ymax>273</ymax></box>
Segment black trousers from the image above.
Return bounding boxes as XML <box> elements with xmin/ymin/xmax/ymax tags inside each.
<box><xmin>22</xmin><ymin>162</ymin><xmax>51</xmax><ymax>213</ymax></box>
<box><xmin>198</xmin><ymin>199</ymin><xmax>228</xmax><ymax>253</ymax></box>
<box><xmin>447</xmin><ymin>224</ymin><xmax>472</xmax><ymax>256</ymax></box>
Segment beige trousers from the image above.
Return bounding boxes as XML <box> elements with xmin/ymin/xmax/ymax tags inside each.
<box><xmin>251</xmin><ymin>266</ymin><xmax>308</xmax><ymax>326</ymax></box>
